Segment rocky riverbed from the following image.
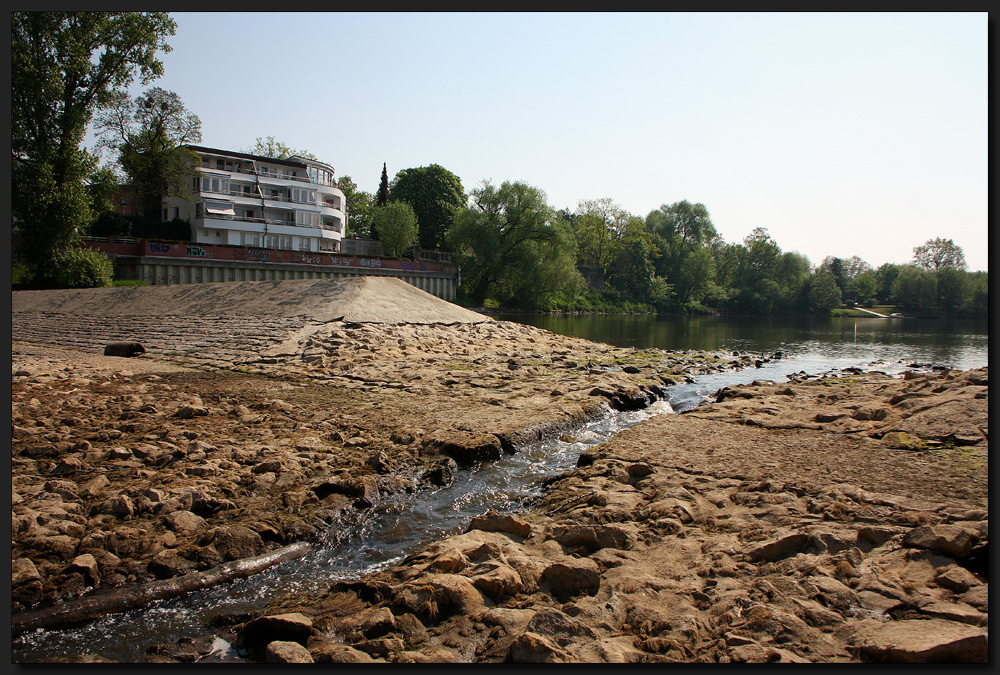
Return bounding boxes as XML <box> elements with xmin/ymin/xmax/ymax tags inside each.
<box><xmin>11</xmin><ymin>279</ymin><xmax>988</xmax><ymax>663</ymax></box>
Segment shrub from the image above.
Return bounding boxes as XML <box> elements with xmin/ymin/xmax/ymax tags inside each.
<box><xmin>51</xmin><ymin>247</ymin><xmax>114</xmax><ymax>288</ymax></box>
<box><xmin>12</xmin><ymin>264</ymin><xmax>33</xmax><ymax>288</ymax></box>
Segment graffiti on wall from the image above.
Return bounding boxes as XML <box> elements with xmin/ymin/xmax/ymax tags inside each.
<box><xmin>233</xmin><ymin>248</ymin><xmax>272</xmax><ymax>262</ymax></box>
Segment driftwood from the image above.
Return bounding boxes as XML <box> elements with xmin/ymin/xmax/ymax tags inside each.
<box><xmin>12</xmin><ymin>542</ymin><xmax>311</xmax><ymax>636</ymax></box>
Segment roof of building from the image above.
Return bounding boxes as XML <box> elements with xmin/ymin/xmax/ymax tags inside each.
<box><xmin>183</xmin><ymin>145</ymin><xmax>309</xmax><ymax>169</ymax></box>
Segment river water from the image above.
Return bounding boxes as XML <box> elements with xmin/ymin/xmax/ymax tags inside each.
<box><xmin>12</xmin><ymin>314</ymin><xmax>988</xmax><ymax>663</ymax></box>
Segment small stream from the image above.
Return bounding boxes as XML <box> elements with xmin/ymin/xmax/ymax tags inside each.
<box><xmin>10</xmin><ymin>352</ymin><xmax>945</xmax><ymax>663</ymax></box>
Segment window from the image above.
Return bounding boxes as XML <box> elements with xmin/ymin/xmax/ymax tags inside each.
<box><xmin>265</xmin><ymin>235</ymin><xmax>279</xmax><ymax>249</ymax></box>
<box><xmin>200</xmin><ymin>176</ymin><xmax>229</xmax><ymax>194</ymax></box>
<box><xmin>241</xmin><ymin>233</ymin><xmax>260</xmax><ymax>247</ymax></box>
<box><xmin>290</xmin><ymin>188</ymin><xmax>317</xmax><ymax>203</ymax></box>
<box><xmin>296</xmin><ymin>211</ymin><xmax>320</xmax><ymax>227</ymax></box>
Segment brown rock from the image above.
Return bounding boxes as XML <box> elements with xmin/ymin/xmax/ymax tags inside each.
<box><xmin>852</xmin><ymin>618</ymin><xmax>988</xmax><ymax>663</ymax></box>
<box><xmin>265</xmin><ymin>640</ymin><xmax>314</xmax><ymax>663</ymax></box>
<box><xmin>239</xmin><ymin>612</ymin><xmax>314</xmax><ymax>649</ymax></box>
<box><xmin>509</xmin><ymin>632</ymin><xmax>570</xmax><ymax>663</ymax></box>
<box><xmin>903</xmin><ymin>524</ymin><xmax>977</xmax><ymax>558</ymax></box>
<box><xmin>541</xmin><ymin>558</ymin><xmax>601</xmax><ymax>600</ymax></box>
<box><xmin>467</xmin><ymin>510</ymin><xmax>532</xmax><ymax>539</ymax></box>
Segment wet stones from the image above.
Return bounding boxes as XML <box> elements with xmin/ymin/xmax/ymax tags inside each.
<box><xmin>420</xmin><ymin>430</ymin><xmax>505</xmax><ymax>465</ymax></box>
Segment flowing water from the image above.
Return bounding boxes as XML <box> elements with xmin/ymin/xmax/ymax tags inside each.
<box><xmin>12</xmin><ymin>315</ymin><xmax>989</xmax><ymax>663</ymax></box>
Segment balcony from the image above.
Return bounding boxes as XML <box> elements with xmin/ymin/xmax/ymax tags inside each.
<box><xmin>197</xmin><ymin>160</ymin><xmax>339</xmax><ymax>188</ymax></box>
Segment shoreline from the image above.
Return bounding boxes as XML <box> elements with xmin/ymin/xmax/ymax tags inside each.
<box><xmin>11</xmin><ymin>280</ymin><xmax>988</xmax><ymax>663</ymax></box>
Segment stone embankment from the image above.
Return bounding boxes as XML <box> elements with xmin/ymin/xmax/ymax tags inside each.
<box><xmin>11</xmin><ymin>279</ymin><xmax>988</xmax><ymax>663</ymax></box>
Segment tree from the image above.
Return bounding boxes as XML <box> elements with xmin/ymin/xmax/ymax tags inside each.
<box><xmin>389</xmin><ymin>164</ymin><xmax>465</xmax><ymax>251</ymax></box>
<box><xmin>372</xmin><ymin>202</ymin><xmax>418</xmax><ymax>258</ymax></box>
<box><xmin>447</xmin><ymin>180</ymin><xmax>583</xmax><ymax>307</ymax></box>
<box><xmin>936</xmin><ymin>267</ymin><xmax>970</xmax><ymax>313</ymax></box>
<box><xmin>337</xmin><ymin>175</ymin><xmax>375</xmax><ymax>239</ymax></box>
<box><xmin>853</xmin><ymin>269</ymin><xmax>879</xmax><ymax>306</ymax></box>
<box><xmin>646</xmin><ymin>201</ymin><xmax>717</xmax><ymax>305</ymax></box>
<box><xmin>820</xmin><ymin>255</ymin><xmax>872</xmax><ymax>305</ymax></box>
<box><xmin>12</xmin><ymin>11</ymin><xmax>176</xmax><ymax>280</ymax></box>
<box><xmin>243</xmin><ymin>136</ymin><xmax>317</xmax><ymax>161</ymax></box>
<box><xmin>94</xmin><ymin>87</ymin><xmax>201</xmax><ymax>220</ymax></box>
<box><xmin>807</xmin><ymin>268</ymin><xmax>843</xmax><ymax>313</ymax></box>
<box><xmin>376</xmin><ymin>163</ymin><xmax>390</xmax><ymax>207</ymax></box>
<box><xmin>891</xmin><ymin>265</ymin><xmax>937</xmax><ymax>311</ymax></box>
<box><xmin>875</xmin><ymin>263</ymin><xmax>901</xmax><ymax>304</ymax></box>
<box><xmin>572</xmin><ymin>198</ymin><xmax>647</xmax><ymax>281</ymax></box>
<box><xmin>912</xmin><ymin>237</ymin><xmax>967</xmax><ymax>271</ymax></box>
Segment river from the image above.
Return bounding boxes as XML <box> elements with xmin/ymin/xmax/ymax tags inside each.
<box><xmin>12</xmin><ymin>314</ymin><xmax>988</xmax><ymax>662</ymax></box>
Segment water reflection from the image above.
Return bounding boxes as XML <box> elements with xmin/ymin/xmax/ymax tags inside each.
<box><xmin>504</xmin><ymin>314</ymin><xmax>988</xmax><ymax>372</ymax></box>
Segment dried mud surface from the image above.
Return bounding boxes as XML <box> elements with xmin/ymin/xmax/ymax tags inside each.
<box><xmin>10</xmin><ymin>280</ymin><xmax>988</xmax><ymax>663</ymax></box>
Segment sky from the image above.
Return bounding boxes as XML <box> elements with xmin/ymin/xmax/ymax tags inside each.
<box><xmin>93</xmin><ymin>12</ymin><xmax>989</xmax><ymax>271</ymax></box>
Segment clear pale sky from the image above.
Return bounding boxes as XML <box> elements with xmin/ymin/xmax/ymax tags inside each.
<box><xmin>97</xmin><ymin>12</ymin><xmax>989</xmax><ymax>272</ymax></box>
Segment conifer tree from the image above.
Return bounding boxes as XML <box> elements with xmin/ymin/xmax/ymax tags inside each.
<box><xmin>377</xmin><ymin>163</ymin><xmax>390</xmax><ymax>207</ymax></box>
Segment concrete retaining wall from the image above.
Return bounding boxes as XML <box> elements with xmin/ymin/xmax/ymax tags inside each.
<box><xmin>114</xmin><ymin>256</ymin><xmax>458</xmax><ymax>302</ymax></box>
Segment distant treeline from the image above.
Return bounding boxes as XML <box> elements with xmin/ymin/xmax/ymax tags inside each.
<box><xmin>426</xmin><ymin>184</ymin><xmax>987</xmax><ymax>319</ymax></box>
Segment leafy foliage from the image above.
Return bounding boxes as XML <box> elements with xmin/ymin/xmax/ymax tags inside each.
<box><xmin>12</xmin><ymin>11</ymin><xmax>176</xmax><ymax>274</ymax></box>
<box><xmin>448</xmin><ymin>180</ymin><xmax>583</xmax><ymax>308</ymax></box>
<box><xmin>337</xmin><ymin>175</ymin><xmax>375</xmax><ymax>239</ymax></box>
<box><xmin>372</xmin><ymin>202</ymin><xmax>418</xmax><ymax>258</ymax></box>
<box><xmin>390</xmin><ymin>164</ymin><xmax>465</xmax><ymax>251</ymax></box>
<box><xmin>807</xmin><ymin>268</ymin><xmax>843</xmax><ymax>313</ymax></box>
<box><xmin>47</xmin><ymin>247</ymin><xmax>115</xmax><ymax>289</ymax></box>
<box><xmin>912</xmin><ymin>237</ymin><xmax>967</xmax><ymax>271</ymax></box>
<box><xmin>94</xmin><ymin>87</ymin><xmax>201</xmax><ymax>220</ymax></box>
<box><xmin>243</xmin><ymin>136</ymin><xmax>316</xmax><ymax>160</ymax></box>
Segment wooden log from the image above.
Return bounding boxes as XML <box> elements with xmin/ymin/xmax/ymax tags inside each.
<box><xmin>12</xmin><ymin>542</ymin><xmax>311</xmax><ymax>636</ymax></box>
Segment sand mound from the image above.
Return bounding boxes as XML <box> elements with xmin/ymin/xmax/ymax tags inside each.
<box><xmin>12</xmin><ymin>277</ymin><xmax>492</xmax><ymax>325</ymax></box>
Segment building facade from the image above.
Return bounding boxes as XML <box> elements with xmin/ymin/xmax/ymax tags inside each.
<box><xmin>164</xmin><ymin>145</ymin><xmax>347</xmax><ymax>254</ymax></box>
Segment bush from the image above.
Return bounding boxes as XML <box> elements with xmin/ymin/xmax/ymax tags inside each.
<box><xmin>50</xmin><ymin>247</ymin><xmax>114</xmax><ymax>288</ymax></box>
<box><xmin>12</xmin><ymin>264</ymin><xmax>33</xmax><ymax>288</ymax></box>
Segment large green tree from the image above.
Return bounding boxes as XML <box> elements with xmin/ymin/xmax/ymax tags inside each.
<box><xmin>447</xmin><ymin>180</ymin><xmax>583</xmax><ymax>307</ymax></box>
<box><xmin>12</xmin><ymin>11</ymin><xmax>176</xmax><ymax>280</ymax></box>
<box><xmin>912</xmin><ymin>237</ymin><xmax>967</xmax><ymax>271</ymax></box>
<box><xmin>372</xmin><ymin>201</ymin><xmax>418</xmax><ymax>258</ymax></box>
<box><xmin>807</xmin><ymin>268</ymin><xmax>843</xmax><ymax>313</ymax></box>
<box><xmin>94</xmin><ymin>87</ymin><xmax>201</xmax><ymax>220</ymax></box>
<box><xmin>645</xmin><ymin>201</ymin><xmax>717</xmax><ymax>306</ymax></box>
<box><xmin>891</xmin><ymin>265</ymin><xmax>938</xmax><ymax>311</ymax></box>
<box><xmin>389</xmin><ymin>164</ymin><xmax>465</xmax><ymax>251</ymax></box>
<box><xmin>337</xmin><ymin>175</ymin><xmax>374</xmax><ymax>239</ymax></box>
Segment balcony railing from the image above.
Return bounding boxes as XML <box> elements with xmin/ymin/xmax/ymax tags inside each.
<box><xmin>199</xmin><ymin>186</ymin><xmax>343</xmax><ymax>210</ymax></box>
<box><xmin>198</xmin><ymin>211</ymin><xmax>342</xmax><ymax>233</ymax></box>
<box><xmin>199</xmin><ymin>161</ymin><xmax>340</xmax><ymax>188</ymax></box>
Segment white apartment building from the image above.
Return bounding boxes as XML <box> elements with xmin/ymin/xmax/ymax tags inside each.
<box><xmin>164</xmin><ymin>145</ymin><xmax>347</xmax><ymax>253</ymax></box>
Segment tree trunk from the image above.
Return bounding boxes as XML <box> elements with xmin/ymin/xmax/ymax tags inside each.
<box><xmin>12</xmin><ymin>541</ymin><xmax>311</xmax><ymax>636</ymax></box>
